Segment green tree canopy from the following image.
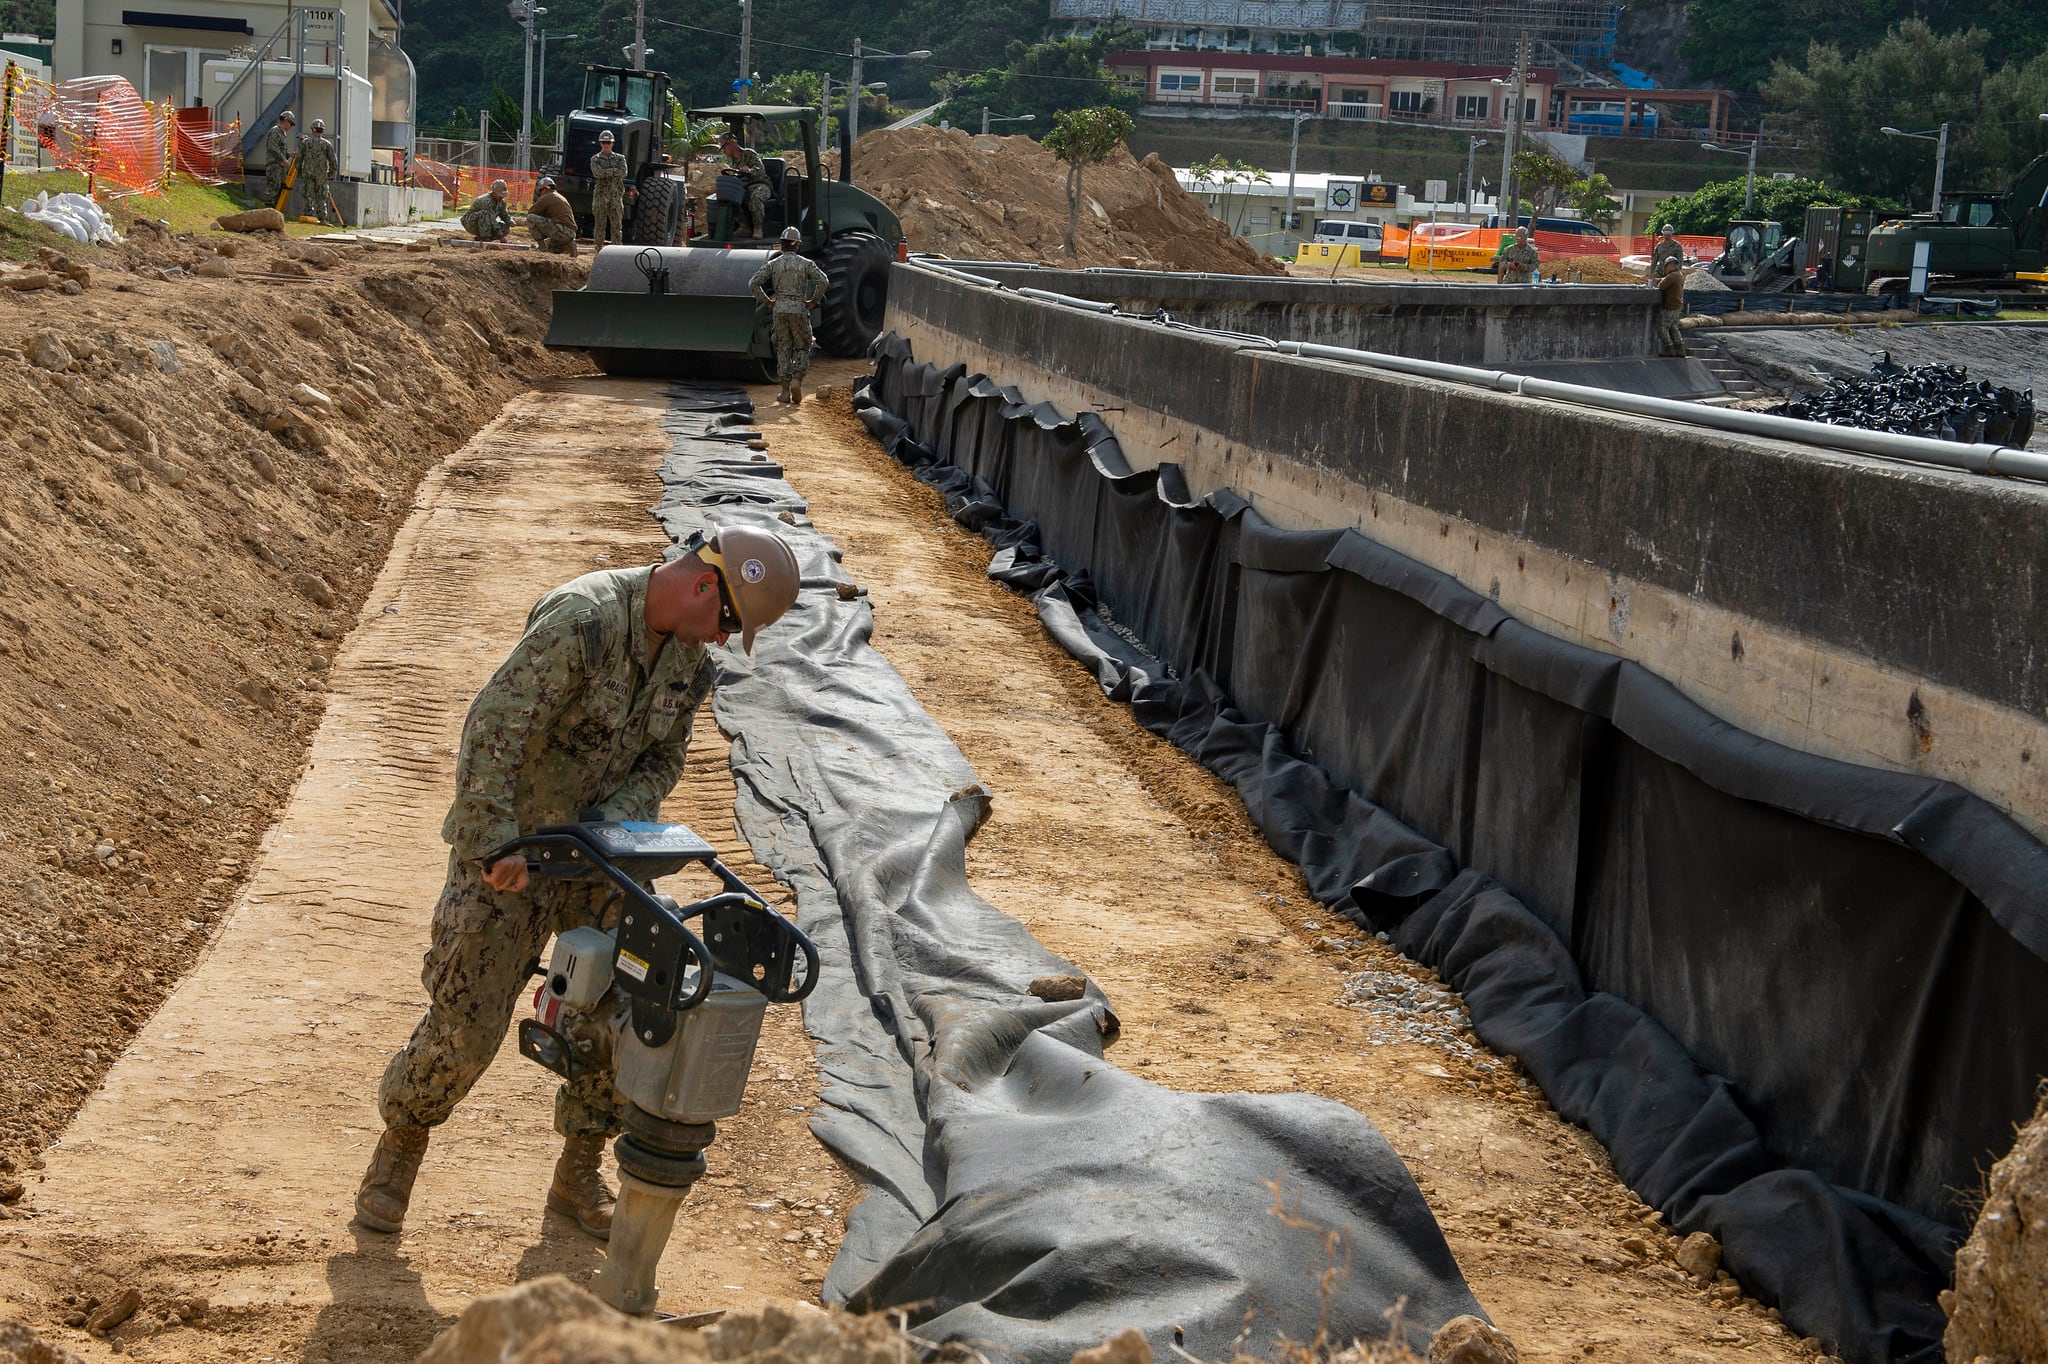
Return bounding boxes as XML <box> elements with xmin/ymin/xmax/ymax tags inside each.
<box><xmin>1681</xmin><ymin>0</ymin><xmax>2048</xmax><ymax>95</ymax></box>
<box><xmin>1043</xmin><ymin>104</ymin><xmax>1134</xmax><ymax>256</ymax></box>
<box><xmin>1650</xmin><ymin>175</ymin><xmax>1905</xmax><ymax>234</ymax></box>
<box><xmin>1764</xmin><ymin>21</ymin><xmax>2048</xmax><ymax>206</ymax></box>
<box><xmin>935</xmin><ymin>25</ymin><xmax>1143</xmax><ymax>133</ymax></box>
<box><xmin>1511</xmin><ymin>149</ymin><xmax>1582</xmax><ymax>215</ymax></box>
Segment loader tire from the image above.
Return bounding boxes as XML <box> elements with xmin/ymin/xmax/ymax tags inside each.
<box><xmin>628</xmin><ymin>175</ymin><xmax>680</xmax><ymax>247</ymax></box>
<box><xmin>814</xmin><ymin>231</ymin><xmax>893</xmax><ymax>358</ymax></box>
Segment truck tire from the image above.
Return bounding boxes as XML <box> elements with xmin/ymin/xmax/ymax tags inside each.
<box><xmin>814</xmin><ymin>232</ymin><xmax>893</xmax><ymax>357</ymax></box>
<box><xmin>629</xmin><ymin>175</ymin><xmax>680</xmax><ymax>246</ymax></box>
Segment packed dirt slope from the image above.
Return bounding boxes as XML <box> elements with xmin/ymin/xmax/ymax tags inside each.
<box><xmin>843</xmin><ymin>127</ymin><xmax>1283</xmax><ymax>274</ymax></box>
<box><xmin>0</xmin><ymin>227</ymin><xmax>586</xmax><ymax>1181</ymax></box>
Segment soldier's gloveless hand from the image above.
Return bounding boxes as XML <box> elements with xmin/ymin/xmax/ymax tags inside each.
<box><xmin>484</xmin><ymin>854</ymin><xmax>531</xmax><ymax>894</ymax></box>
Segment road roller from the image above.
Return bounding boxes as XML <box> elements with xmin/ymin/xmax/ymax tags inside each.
<box><xmin>544</xmin><ymin>104</ymin><xmax>906</xmax><ymax>378</ymax></box>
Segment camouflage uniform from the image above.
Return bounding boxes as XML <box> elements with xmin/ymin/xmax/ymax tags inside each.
<box><xmin>1649</xmin><ymin>236</ymin><xmax>1685</xmax><ymax>281</ymax></box>
<box><xmin>377</xmin><ymin>566</ymin><xmax>714</xmax><ymax>1140</ymax></box>
<box><xmin>1655</xmin><ymin>267</ymin><xmax>1688</xmax><ymax>357</ymax></box>
<box><xmin>298</xmin><ymin>133</ymin><xmax>338</xmax><ymax>224</ymax></box>
<box><xmin>590</xmin><ymin>149</ymin><xmax>629</xmax><ymax>246</ymax></box>
<box><xmin>750</xmin><ymin>250</ymin><xmax>829</xmax><ymax>383</ymax></box>
<box><xmin>1497</xmin><ymin>238</ymin><xmax>1539</xmax><ymax>284</ymax></box>
<box><xmin>727</xmin><ymin>146</ymin><xmax>771</xmax><ymax>238</ymax></box>
<box><xmin>527</xmin><ymin>186</ymin><xmax>579</xmax><ymax>254</ymax></box>
<box><xmin>461</xmin><ymin>194</ymin><xmax>514</xmax><ymax>242</ymax></box>
<box><xmin>262</xmin><ymin>122</ymin><xmax>295</xmax><ymax>209</ymax></box>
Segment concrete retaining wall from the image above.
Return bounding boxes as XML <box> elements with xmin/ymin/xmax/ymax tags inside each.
<box><xmin>331</xmin><ymin>182</ymin><xmax>446</xmax><ymax>229</ymax></box>
<box><xmin>884</xmin><ymin>262</ymin><xmax>2048</xmax><ymax>836</ymax></box>
<box><xmin>953</xmin><ymin>263</ymin><xmax>1657</xmax><ymax>364</ymax></box>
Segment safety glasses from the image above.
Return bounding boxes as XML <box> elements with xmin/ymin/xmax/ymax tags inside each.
<box><xmin>698</xmin><ymin>542</ymin><xmax>746</xmax><ymax>637</ymax></box>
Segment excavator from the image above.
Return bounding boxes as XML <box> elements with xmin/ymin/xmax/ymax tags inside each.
<box><xmin>544</xmin><ymin>104</ymin><xmax>906</xmax><ymax>378</ymax></box>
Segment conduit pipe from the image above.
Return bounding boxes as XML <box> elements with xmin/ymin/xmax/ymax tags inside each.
<box><xmin>899</xmin><ymin>261</ymin><xmax>2048</xmax><ymax>485</ymax></box>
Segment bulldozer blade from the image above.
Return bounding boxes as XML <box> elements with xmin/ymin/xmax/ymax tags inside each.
<box><xmin>544</xmin><ymin>289</ymin><xmax>769</xmax><ymax>379</ymax></box>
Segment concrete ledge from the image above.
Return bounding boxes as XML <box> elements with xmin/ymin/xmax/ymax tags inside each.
<box><xmin>944</xmin><ymin>262</ymin><xmax>1658</xmax><ymax>364</ymax></box>
<box><xmin>884</xmin><ymin>262</ymin><xmax>2048</xmax><ymax>834</ymax></box>
<box><xmin>332</xmin><ymin>182</ymin><xmax>446</xmax><ymax>229</ymax></box>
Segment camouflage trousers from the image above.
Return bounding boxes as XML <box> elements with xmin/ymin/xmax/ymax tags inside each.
<box><xmin>461</xmin><ymin>205</ymin><xmax>511</xmax><ymax>241</ymax></box>
<box><xmin>378</xmin><ymin>851</ymin><xmax>622</xmax><ymax>1139</ymax></box>
<box><xmin>302</xmin><ymin>174</ymin><xmax>336</xmax><ymax>225</ymax></box>
<box><xmin>1657</xmin><ymin>309</ymin><xmax>1686</xmax><ymax>355</ymax></box>
<box><xmin>264</xmin><ymin>163</ymin><xmax>290</xmax><ymax>210</ymax></box>
<box><xmin>743</xmin><ymin>183</ymin><xmax>769</xmax><ymax>238</ymax></box>
<box><xmin>593</xmin><ymin>191</ymin><xmax>626</xmax><ymax>246</ymax></box>
<box><xmin>770</xmin><ymin>309</ymin><xmax>815</xmax><ymax>382</ymax></box>
<box><xmin>527</xmin><ymin>214</ymin><xmax>577</xmax><ymax>253</ymax></box>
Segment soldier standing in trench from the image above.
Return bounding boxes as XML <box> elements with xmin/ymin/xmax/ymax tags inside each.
<box><xmin>750</xmin><ymin>227</ymin><xmax>828</xmax><ymax>405</ymax></box>
<box><xmin>354</xmin><ymin>528</ymin><xmax>803</xmax><ymax>1239</ymax></box>
<box><xmin>590</xmin><ymin>129</ymin><xmax>629</xmax><ymax>247</ymax></box>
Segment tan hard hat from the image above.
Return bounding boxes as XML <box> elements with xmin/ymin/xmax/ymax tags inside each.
<box><xmin>599</xmin><ymin>129</ymin><xmax>615</xmax><ymax>142</ymax></box>
<box><xmin>702</xmin><ymin>525</ymin><xmax>800</xmax><ymax>653</ymax></box>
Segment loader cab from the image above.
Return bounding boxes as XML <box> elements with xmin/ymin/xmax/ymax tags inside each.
<box><xmin>561</xmin><ymin>65</ymin><xmax>670</xmax><ymax>181</ymax></box>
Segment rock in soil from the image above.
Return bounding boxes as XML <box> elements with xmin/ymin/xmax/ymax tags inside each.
<box><xmin>1675</xmin><ymin>1230</ymin><xmax>1722</xmax><ymax>1281</ymax></box>
<box><xmin>217</xmin><ymin>207</ymin><xmax>286</xmax><ymax>233</ymax></box>
<box><xmin>1029</xmin><ymin>974</ymin><xmax>1089</xmax><ymax>1002</ymax></box>
<box><xmin>1429</xmin><ymin>1315</ymin><xmax>1518</xmax><ymax>1364</ymax></box>
<box><xmin>0</xmin><ymin>1318</ymin><xmax>86</xmax><ymax>1364</ymax></box>
<box><xmin>85</xmin><ymin>1287</ymin><xmax>141</xmax><ymax>1335</ymax></box>
<box><xmin>1947</xmin><ymin>1089</ymin><xmax>2048</xmax><ymax>1364</ymax></box>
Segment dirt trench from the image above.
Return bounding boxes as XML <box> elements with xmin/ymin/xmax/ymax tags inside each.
<box><xmin>1</xmin><ymin>349</ymin><xmax>1829</xmax><ymax>1364</ymax></box>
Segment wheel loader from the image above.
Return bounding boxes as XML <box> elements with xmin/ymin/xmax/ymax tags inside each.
<box><xmin>548</xmin><ymin>65</ymin><xmax>692</xmax><ymax>246</ymax></box>
<box><xmin>544</xmin><ymin>103</ymin><xmax>906</xmax><ymax>378</ymax></box>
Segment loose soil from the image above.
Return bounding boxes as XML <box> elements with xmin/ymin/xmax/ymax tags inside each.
<box><xmin>0</xmin><ymin>381</ymin><xmax>851</xmax><ymax>1361</ymax></box>
<box><xmin>838</xmin><ymin>127</ymin><xmax>1282</xmax><ymax>275</ymax></box>
<box><xmin>0</xmin><ymin>224</ymin><xmax>586</xmax><ymax>1179</ymax></box>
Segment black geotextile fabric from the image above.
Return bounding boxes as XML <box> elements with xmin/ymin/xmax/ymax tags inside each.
<box><xmin>858</xmin><ymin>333</ymin><xmax>2048</xmax><ymax>1364</ymax></box>
<box><xmin>646</xmin><ymin>384</ymin><xmax>1487</xmax><ymax>1361</ymax></box>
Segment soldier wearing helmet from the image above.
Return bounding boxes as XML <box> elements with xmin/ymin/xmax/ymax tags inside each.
<box><xmin>262</xmin><ymin>110</ymin><xmax>297</xmax><ymax>210</ymax></box>
<box><xmin>526</xmin><ymin>174</ymin><xmax>579</xmax><ymax>255</ymax></box>
<box><xmin>358</xmin><ymin>527</ymin><xmax>804</xmax><ymax>1242</ymax></box>
<box><xmin>749</xmin><ymin>226</ymin><xmax>828</xmax><ymax>404</ymax></box>
<box><xmin>590</xmin><ymin>128</ymin><xmax>629</xmax><ymax>247</ymax></box>
<box><xmin>297</xmin><ymin>116</ymin><xmax>338</xmax><ymax>224</ymax></box>
<box><xmin>460</xmin><ymin>178</ymin><xmax>515</xmax><ymax>242</ymax></box>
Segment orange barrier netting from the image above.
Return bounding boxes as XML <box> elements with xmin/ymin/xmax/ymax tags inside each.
<box><xmin>1372</xmin><ymin>226</ymin><xmax>1727</xmax><ymax>273</ymax></box>
<box><xmin>453</xmin><ymin>165</ymin><xmax>540</xmax><ymax>212</ymax></box>
<box><xmin>3</xmin><ymin>67</ymin><xmax>242</xmax><ymax>197</ymax></box>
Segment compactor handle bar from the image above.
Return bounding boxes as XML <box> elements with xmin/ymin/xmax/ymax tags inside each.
<box><xmin>486</xmin><ymin>822</ymin><xmax>819</xmax><ymax>1013</ymax></box>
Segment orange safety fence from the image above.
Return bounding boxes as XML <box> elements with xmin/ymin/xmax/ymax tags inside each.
<box><xmin>3</xmin><ymin>67</ymin><xmax>244</xmax><ymax>197</ymax></box>
<box><xmin>454</xmin><ymin>165</ymin><xmax>541</xmax><ymax>212</ymax></box>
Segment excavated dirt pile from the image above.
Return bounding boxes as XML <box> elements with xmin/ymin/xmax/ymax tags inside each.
<box><xmin>1946</xmin><ymin>1088</ymin><xmax>2048</xmax><ymax>1363</ymax></box>
<box><xmin>845</xmin><ymin>127</ymin><xmax>1283</xmax><ymax>274</ymax></box>
<box><xmin>0</xmin><ymin>229</ymin><xmax>586</xmax><ymax>1182</ymax></box>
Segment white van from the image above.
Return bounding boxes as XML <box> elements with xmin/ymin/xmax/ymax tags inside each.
<box><xmin>1313</xmin><ymin>220</ymin><xmax>1384</xmax><ymax>250</ymax></box>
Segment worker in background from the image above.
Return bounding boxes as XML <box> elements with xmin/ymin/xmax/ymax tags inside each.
<box><xmin>720</xmin><ymin>134</ymin><xmax>771</xmax><ymax>239</ymax></box>
<box><xmin>750</xmin><ymin>226</ymin><xmax>829</xmax><ymax>404</ymax></box>
<box><xmin>460</xmin><ymin>179</ymin><xmax>514</xmax><ymax>242</ymax></box>
<box><xmin>1647</xmin><ymin>223</ymin><xmax>1684</xmax><ymax>281</ymax></box>
<box><xmin>1496</xmin><ymin>225</ymin><xmax>1539</xmax><ymax>284</ymax></box>
<box><xmin>298</xmin><ymin>117</ymin><xmax>338</xmax><ymax>225</ymax></box>
<box><xmin>590</xmin><ymin>129</ymin><xmax>628</xmax><ymax>247</ymax></box>
<box><xmin>1655</xmin><ymin>261</ymin><xmax>1688</xmax><ymax>358</ymax></box>
<box><xmin>262</xmin><ymin>110</ymin><xmax>296</xmax><ymax>211</ymax></box>
<box><xmin>526</xmin><ymin>176</ymin><xmax>579</xmax><ymax>255</ymax></box>
<box><xmin>355</xmin><ymin>528</ymin><xmax>804</xmax><ymax>1241</ymax></box>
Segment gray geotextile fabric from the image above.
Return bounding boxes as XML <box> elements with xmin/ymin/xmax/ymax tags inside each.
<box><xmin>648</xmin><ymin>385</ymin><xmax>1486</xmax><ymax>1361</ymax></box>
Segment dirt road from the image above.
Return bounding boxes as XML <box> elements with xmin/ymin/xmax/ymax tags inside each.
<box><xmin>0</xmin><ymin>381</ymin><xmax>849</xmax><ymax>1362</ymax></box>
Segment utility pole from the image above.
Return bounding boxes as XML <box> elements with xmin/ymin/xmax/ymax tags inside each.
<box><xmin>632</xmin><ymin>0</ymin><xmax>646</xmax><ymax>70</ymax></box>
<box><xmin>1931</xmin><ymin>121</ymin><xmax>1949</xmax><ymax>215</ymax></box>
<box><xmin>1502</xmin><ymin>32</ymin><xmax>1528</xmax><ymax>226</ymax></box>
<box><xmin>738</xmin><ymin>0</ymin><xmax>752</xmax><ymax>94</ymax></box>
<box><xmin>1285</xmin><ymin>111</ymin><xmax>1309</xmax><ymax>241</ymax></box>
<box><xmin>1466</xmin><ymin>135</ymin><xmax>1488</xmax><ymax>220</ymax></box>
<box><xmin>847</xmin><ymin>36</ymin><xmax>864</xmax><ymax>169</ymax></box>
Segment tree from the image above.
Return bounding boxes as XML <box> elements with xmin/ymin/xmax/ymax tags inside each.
<box><xmin>1571</xmin><ymin>172</ymin><xmax>1623</xmax><ymax>229</ymax></box>
<box><xmin>1043</xmin><ymin>105</ymin><xmax>1134</xmax><ymax>258</ymax></box>
<box><xmin>1682</xmin><ymin>0</ymin><xmax>2048</xmax><ymax>95</ymax></box>
<box><xmin>935</xmin><ymin>25</ymin><xmax>1144</xmax><ymax>133</ymax></box>
<box><xmin>1190</xmin><ymin>154</ymin><xmax>1270</xmax><ymax>235</ymax></box>
<box><xmin>1649</xmin><ymin>174</ymin><xmax>1905</xmax><ymax>234</ymax></box>
<box><xmin>1510</xmin><ymin>149</ymin><xmax>1582</xmax><ymax>215</ymax></box>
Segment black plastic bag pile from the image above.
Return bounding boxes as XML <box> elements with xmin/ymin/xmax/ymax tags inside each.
<box><xmin>1770</xmin><ymin>354</ymin><xmax>2035</xmax><ymax>446</ymax></box>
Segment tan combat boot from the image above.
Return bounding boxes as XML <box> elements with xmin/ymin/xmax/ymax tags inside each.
<box><xmin>789</xmin><ymin>379</ymin><xmax>803</xmax><ymax>404</ymax></box>
<box><xmin>547</xmin><ymin>1134</ymin><xmax>617</xmax><ymax>1240</ymax></box>
<box><xmin>777</xmin><ymin>378</ymin><xmax>792</xmax><ymax>405</ymax></box>
<box><xmin>353</xmin><ymin>1124</ymin><xmax>429</xmax><ymax>1233</ymax></box>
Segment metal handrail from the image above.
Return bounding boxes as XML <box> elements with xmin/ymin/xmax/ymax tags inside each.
<box><xmin>214</xmin><ymin>13</ymin><xmax>295</xmax><ymax>124</ymax></box>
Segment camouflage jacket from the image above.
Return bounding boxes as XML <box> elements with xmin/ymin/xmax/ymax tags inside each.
<box><xmin>591</xmin><ymin>150</ymin><xmax>629</xmax><ymax>198</ymax></box>
<box><xmin>1497</xmin><ymin>240</ymin><xmax>1539</xmax><ymax>279</ymax></box>
<box><xmin>263</xmin><ymin>123</ymin><xmax>294</xmax><ymax>171</ymax></box>
<box><xmin>298</xmin><ymin>134</ymin><xmax>336</xmax><ymax>180</ymax></box>
<box><xmin>463</xmin><ymin>194</ymin><xmax>513</xmax><ymax>230</ymax></box>
<box><xmin>726</xmin><ymin>146</ymin><xmax>770</xmax><ymax>189</ymax></box>
<box><xmin>750</xmin><ymin>251</ymin><xmax>828</xmax><ymax>314</ymax></box>
<box><xmin>1649</xmin><ymin>237</ymin><xmax>1685</xmax><ymax>278</ymax></box>
<box><xmin>442</xmin><ymin>566</ymin><xmax>713</xmax><ymax>862</ymax></box>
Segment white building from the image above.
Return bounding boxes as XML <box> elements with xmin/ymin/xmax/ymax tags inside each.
<box><xmin>1176</xmin><ymin>166</ymin><xmax>1499</xmax><ymax>253</ymax></box>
